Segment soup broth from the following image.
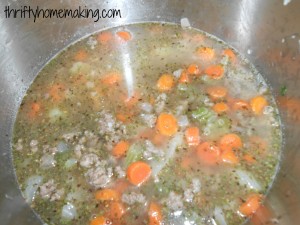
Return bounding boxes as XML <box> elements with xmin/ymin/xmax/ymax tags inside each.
<box><xmin>12</xmin><ymin>23</ymin><xmax>282</xmax><ymax>225</ymax></box>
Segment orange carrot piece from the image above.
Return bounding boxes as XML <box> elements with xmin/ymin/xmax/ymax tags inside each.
<box><xmin>250</xmin><ymin>96</ymin><xmax>268</xmax><ymax>115</ymax></box>
<box><xmin>243</xmin><ymin>154</ymin><xmax>256</xmax><ymax>164</ymax></box>
<box><xmin>196</xmin><ymin>47</ymin><xmax>215</xmax><ymax>60</ymax></box>
<box><xmin>101</xmin><ymin>72</ymin><xmax>122</xmax><ymax>85</ymax></box>
<box><xmin>95</xmin><ymin>189</ymin><xmax>120</xmax><ymax>201</ymax></box>
<box><xmin>192</xmin><ymin>34</ymin><xmax>204</xmax><ymax>42</ymax></box>
<box><xmin>112</xmin><ymin>141</ymin><xmax>130</xmax><ymax>158</ymax></box>
<box><xmin>149</xmin><ymin>96</ymin><xmax>156</xmax><ymax>105</ymax></box>
<box><xmin>74</xmin><ymin>49</ymin><xmax>88</xmax><ymax>61</ymax></box>
<box><xmin>127</xmin><ymin>161</ymin><xmax>152</xmax><ymax>186</ymax></box>
<box><xmin>113</xmin><ymin>179</ymin><xmax>130</xmax><ymax>194</ymax></box>
<box><xmin>204</xmin><ymin>65</ymin><xmax>224</xmax><ymax>79</ymax></box>
<box><xmin>97</xmin><ymin>31</ymin><xmax>113</xmax><ymax>44</ymax></box>
<box><xmin>187</xmin><ymin>64</ymin><xmax>200</xmax><ymax>75</ymax></box>
<box><xmin>249</xmin><ymin>136</ymin><xmax>267</xmax><ymax>153</ymax></box>
<box><xmin>219</xmin><ymin>133</ymin><xmax>243</xmax><ymax>152</ymax></box>
<box><xmin>123</xmin><ymin>92</ymin><xmax>141</xmax><ymax>107</ymax></box>
<box><xmin>148</xmin><ymin>202</ymin><xmax>163</xmax><ymax>225</ymax></box>
<box><xmin>197</xmin><ymin>142</ymin><xmax>221</xmax><ymax>165</ymax></box>
<box><xmin>250</xmin><ymin>204</ymin><xmax>273</xmax><ymax>225</ymax></box>
<box><xmin>206</xmin><ymin>86</ymin><xmax>227</xmax><ymax>100</ymax></box>
<box><xmin>90</xmin><ymin>216</ymin><xmax>111</xmax><ymax>225</ymax></box>
<box><xmin>181</xmin><ymin>155</ymin><xmax>194</xmax><ymax>169</ymax></box>
<box><xmin>221</xmin><ymin>149</ymin><xmax>239</xmax><ymax>165</ymax></box>
<box><xmin>152</xmin><ymin>132</ymin><xmax>168</xmax><ymax>146</ymax></box>
<box><xmin>239</xmin><ymin>194</ymin><xmax>263</xmax><ymax>217</ymax></box>
<box><xmin>232</xmin><ymin>99</ymin><xmax>250</xmax><ymax>111</ymax></box>
<box><xmin>116</xmin><ymin>113</ymin><xmax>130</xmax><ymax>123</ymax></box>
<box><xmin>213</xmin><ymin>102</ymin><xmax>229</xmax><ymax>114</ymax></box>
<box><xmin>156</xmin><ymin>113</ymin><xmax>178</xmax><ymax>136</ymax></box>
<box><xmin>185</xmin><ymin>127</ymin><xmax>200</xmax><ymax>146</ymax></box>
<box><xmin>156</xmin><ymin>74</ymin><xmax>175</xmax><ymax>92</ymax></box>
<box><xmin>223</xmin><ymin>48</ymin><xmax>236</xmax><ymax>62</ymax></box>
<box><xmin>178</xmin><ymin>70</ymin><xmax>190</xmax><ymax>83</ymax></box>
<box><xmin>139</xmin><ymin>128</ymin><xmax>167</xmax><ymax>146</ymax></box>
<box><xmin>108</xmin><ymin>201</ymin><xmax>126</xmax><ymax>220</ymax></box>
<box><xmin>116</xmin><ymin>31</ymin><xmax>132</xmax><ymax>41</ymax></box>
<box><xmin>49</xmin><ymin>83</ymin><xmax>65</xmax><ymax>102</ymax></box>
<box><xmin>28</xmin><ymin>102</ymin><xmax>41</xmax><ymax>118</ymax></box>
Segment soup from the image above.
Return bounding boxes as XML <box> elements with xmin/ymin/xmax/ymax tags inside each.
<box><xmin>12</xmin><ymin>23</ymin><xmax>282</xmax><ymax>225</ymax></box>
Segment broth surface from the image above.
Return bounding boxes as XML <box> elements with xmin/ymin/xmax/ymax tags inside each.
<box><xmin>12</xmin><ymin>23</ymin><xmax>282</xmax><ymax>225</ymax></box>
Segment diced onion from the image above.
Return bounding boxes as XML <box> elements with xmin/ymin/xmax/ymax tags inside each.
<box><xmin>24</xmin><ymin>175</ymin><xmax>43</xmax><ymax>204</ymax></box>
<box><xmin>40</xmin><ymin>154</ymin><xmax>56</xmax><ymax>169</ymax></box>
<box><xmin>173</xmin><ymin>69</ymin><xmax>183</xmax><ymax>78</ymax></box>
<box><xmin>49</xmin><ymin>108</ymin><xmax>64</xmax><ymax>120</ymax></box>
<box><xmin>214</xmin><ymin>207</ymin><xmax>228</xmax><ymax>225</ymax></box>
<box><xmin>235</xmin><ymin>169</ymin><xmax>262</xmax><ymax>191</ymax></box>
<box><xmin>151</xmin><ymin>133</ymin><xmax>183</xmax><ymax>177</ymax></box>
<box><xmin>139</xmin><ymin>102</ymin><xmax>153</xmax><ymax>113</ymax></box>
<box><xmin>57</xmin><ymin>141</ymin><xmax>69</xmax><ymax>153</ymax></box>
<box><xmin>61</xmin><ymin>203</ymin><xmax>77</xmax><ymax>220</ymax></box>
<box><xmin>65</xmin><ymin>158</ymin><xmax>78</xmax><ymax>169</ymax></box>
<box><xmin>178</xmin><ymin>115</ymin><xmax>189</xmax><ymax>127</ymax></box>
<box><xmin>181</xmin><ymin>18</ymin><xmax>191</xmax><ymax>28</ymax></box>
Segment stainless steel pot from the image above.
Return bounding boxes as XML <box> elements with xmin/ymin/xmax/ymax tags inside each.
<box><xmin>0</xmin><ymin>0</ymin><xmax>299</xmax><ymax>224</ymax></box>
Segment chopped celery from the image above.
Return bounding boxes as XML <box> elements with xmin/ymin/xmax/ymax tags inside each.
<box><xmin>124</xmin><ymin>142</ymin><xmax>144</xmax><ymax>167</ymax></box>
<box><xmin>191</xmin><ymin>107</ymin><xmax>215</xmax><ymax>124</ymax></box>
<box><xmin>192</xmin><ymin>107</ymin><xmax>231</xmax><ymax>139</ymax></box>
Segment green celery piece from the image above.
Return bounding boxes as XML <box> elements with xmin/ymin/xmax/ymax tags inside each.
<box><xmin>191</xmin><ymin>106</ymin><xmax>216</xmax><ymax>124</ymax></box>
<box><xmin>124</xmin><ymin>142</ymin><xmax>144</xmax><ymax>167</ymax></box>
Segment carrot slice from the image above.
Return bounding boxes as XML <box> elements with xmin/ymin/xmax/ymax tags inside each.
<box><xmin>152</xmin><ymin>132</ymin><xmax>168</xmax><ymax>146</ymax></box>
<box><xmin>123</xmin><ymin>92</ymin><xmax>141</xmax><ymax>107</ymax></box>
<box><xmin>97</xmin><ymin>31</ymin><xmax>113</xmax><ymax>44</ymax></box>
<box><xmin>139</xmin><ymin>128</ymin><xmax>168</xmax><ymax>146</ymax></box>
<box><xmin>178</xmin><ymin>70</ymin><xmax>190</xmax><ymax>83</ymax></box>
<box><xmin>239</xmin><ymin>194</ymin><xmax>263</xmax><ymax>217</ymax></box>
<box><xmin>213</xmin><ymin>102</ymin><xmax>229</xmax><ymax>114</ymax></box>
<box><xmin>221</xmin><ymin>149</ymin><xmax>239</xmax><ymax>165</ymax></box>
<box><xmin>101</xmin><ymin>72</ymin><xmax>121</xmax><ymax>85</ymax></box>
<box><xmin>74</xmin><ymin>49</ymin><xmax>88</xmax><ymax>61</ymax></box>
<box><xmin>232</xmin><ymin>99</ymin><xmax>250</xmax><ymax>111</ymax></box>
<box><xmin>197</xmin><ymin>142</ymin><xmax>221</xmax><ymax>165</ymax></box>
<box><xmin>113</xmin><ymin>179</ymin><xmax>130</xmax><ymax>194</ymax></box>
<box><xmin>219</xmin><ymin>133</ymin><xmax>243</xmax><ymax>152</ymax></box>
<box><xmin>116</xmin><ymin>113</ymin><xmax>132</xmax><ymax>123</ymax></box>
<box><xmin>116</xmin><ymin>31</ymin><xmax>132</xmax><ymax>41</ymax></box>
<box><xmin>185</xmin><ymin>127</ymin><xmax>200</xmax><ymax>146</ymax></box>
<box><xmin>157</xmin><ymin>74</ymin><xmax>175</xmax><ymax>92</ymax></box>
<box><xmin>187</xmin><ymin>64</ymin><xmax>200</xmax><ymax>75</ymax></box>
<box><xmin>250</xmin><ymin>96</ymin><xmax>268</xmax><ymax>115</ymax></box>
<box><xmin>205</xmin><ymin>65</ymin><xmax>224</xmax><ymax>79</ymax></box>
<box><xmin>156</xmin><ymin>113</ymin><xmax>178</xmax><ymax>136</ymax></box>
<box><xmin>223</xmin><ymin>48</ymin><xmax>236</xmax><ymax>62</ymax></box>
<box><xmin>249</xmin><ymin>136</ymin><xmax>267</xmax><ymax>153</ymax></box>
<box><xmin>181</xmin><ymin>155</ymin><xmax>194</xmax><ymax>169</ymax></box>
<box><xmin>49</xmin><ymin>83</ymin><xmax>65</xmax><ymax>102</ymax></box>
<box><xmin>28</xmin><ymin>102</ymin><xmax>41</xmax><ymax>118</ymax></box>
<box><xmin>95</xmin><ymin>189</ymin><xmax>120</xmax><ymax>201</ymax></box>
<box><xmin>206</xmin><ymin>86</ymin><xmax>227</xmax><ymax>100</ymax></box>
<box><xmin>196</xmin><ymin>47</ymin><xmax>215</xmax><ymax>60</ymax></box>
<box><xmin>108</xmin><ymin>201</ymin><xmax>126</xmax><ymax>220</ymax></box>
<box><xmin>148</xmin><ymin>202</ymin><xmax>163</xmax><ymax>225</ymax></box>
<box><xmin>112</xmin><ymin>141</ymin><xmax>130</xmax><ymax>158</ymax></box>
<box><xmin>127</xmin><ymin>161</ymin><xmax>151</xmax><ymax>186</ymax></box>
<box><xmin>250</xmin><ymin>204</ymin><xmax>273</xmax><ymax>225</ymax></box>
<box><xmin>90</xmin><ymin>216</ymin><xmax>111</xmax><ymax>225</ymax></box>
<box><xmin>243</xmin><ymin>154</ymin><xmax>256</xmax><ymax>164</ymax></box>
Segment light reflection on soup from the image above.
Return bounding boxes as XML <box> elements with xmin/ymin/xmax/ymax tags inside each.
<box><xmin>12</xmin><ymin>23</ymin><xmax>282</xmax><ymax>225</ymax></box>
